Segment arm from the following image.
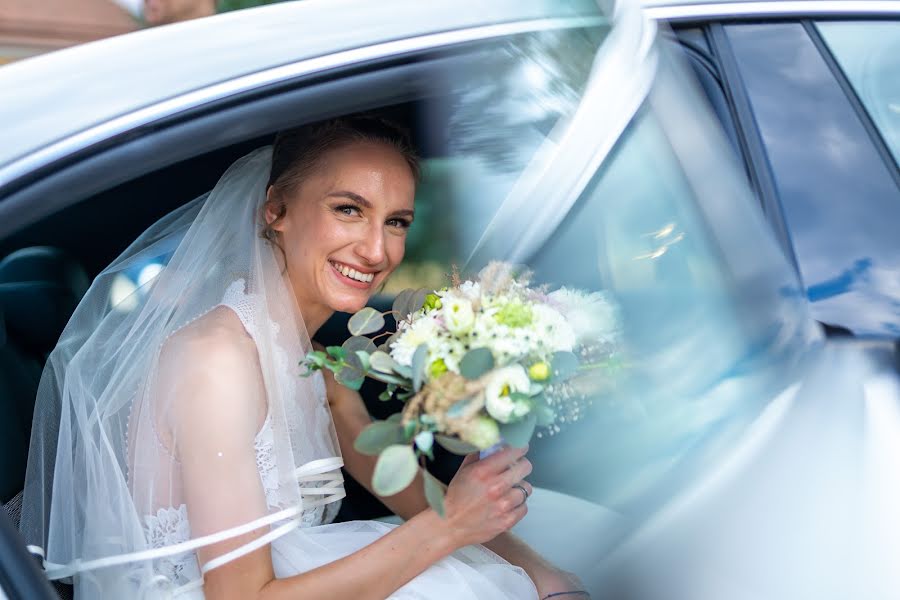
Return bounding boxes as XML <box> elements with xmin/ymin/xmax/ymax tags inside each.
<box><xmin>324</xmin><ymin>367</ymin><xmax>586</xmax><ymax>599</ymax></box>
<box><xmin>166</xmin><ymin>316</ymin><xmax>531</xmax><ymax>600</ymax></box>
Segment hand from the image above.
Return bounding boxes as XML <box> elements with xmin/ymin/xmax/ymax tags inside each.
<box><xmin>532</xmin><ymin>566</ymin><xmax>588</xmax><ymax>600</ymax></box>
<box><xmin>442</xmin><ymin>446</ymin><xmax>533</xmax><ymax>548</ymax></box>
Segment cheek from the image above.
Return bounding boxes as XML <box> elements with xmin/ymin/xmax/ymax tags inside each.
<box><xmin>387</xmin><ymin>235</ymin><xmax>407</xmax><ymax>268</ymax></box>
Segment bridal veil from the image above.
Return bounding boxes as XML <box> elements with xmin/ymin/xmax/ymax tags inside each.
<box><xmin>20</xmin><ymin>147</ymin><xmax>345</xmax><ymax>597</ymax></box>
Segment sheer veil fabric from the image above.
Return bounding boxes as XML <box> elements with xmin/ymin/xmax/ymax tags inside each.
<box><xmin>20</xmin><ymin>147</ymin><xmax>538</xmax><ymax>599</ymax></box>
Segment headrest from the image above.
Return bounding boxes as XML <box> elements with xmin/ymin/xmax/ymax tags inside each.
<box><xmin>0</xmin><ymin>247</ymin><xmax>89</xmax><ymax>357</ymax></box>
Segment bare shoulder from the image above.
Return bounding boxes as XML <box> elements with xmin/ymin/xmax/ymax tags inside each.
<box><xmin>162</xmin><ymin>305</ymin><xmax>259</xmax><ymax>369</ymax></box>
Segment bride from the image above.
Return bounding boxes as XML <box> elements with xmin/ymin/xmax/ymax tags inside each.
<box><xmin>20</xmin><ymin>116</ymin><xmax>586</xmax><ymax>599</ymax></box>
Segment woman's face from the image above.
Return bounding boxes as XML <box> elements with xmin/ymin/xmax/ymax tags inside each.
<box><xmin>266</xmin><ymin>141</ymin><xmax>416</xmax><ymax>318</ymax></box>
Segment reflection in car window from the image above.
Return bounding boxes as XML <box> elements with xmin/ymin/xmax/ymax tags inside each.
<box><xmin>384</xmin><ymin>25</ymin><xmax>607</xmax><ymax>293</ymax></box>
<box><xmin>518</xmin><ymin>47</ymin><xmax>815</xmax><ymax>510</ymax></box>
<box><xmin>725</xmin><ymin>23</ymin><xmax>900</xmax><ymax>337</ymax></box>
<box><xmin>816</xmin><ymin>21</ymin><xmax>900</xmax><ymax>169</ymax></box>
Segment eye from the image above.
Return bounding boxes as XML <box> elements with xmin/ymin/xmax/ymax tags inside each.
<box><xmin>334</xmin><ymin>204</ymin><xmax>361</xmax><ymax>217</ymax></box>
<box><xmin>387</xmin><ymin>217</ymin><xmax>412</xmax><ymax>229</ymax></box>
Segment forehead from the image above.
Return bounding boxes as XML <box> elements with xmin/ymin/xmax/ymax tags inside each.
<box><xmin>315</xmin><ymin>142</ymin><xmax>417</xmax><ymax>196</ymax></box>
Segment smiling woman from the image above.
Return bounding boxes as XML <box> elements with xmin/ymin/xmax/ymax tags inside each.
<box><xmin>262</xmin><ymin>116</ymin><xmax>419</xmax><ymax>333</ymax></box>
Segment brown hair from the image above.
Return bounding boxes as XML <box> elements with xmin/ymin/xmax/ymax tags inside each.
<box><xmin>262</xmin><ymin>115</ymin><xmax>419</xmax><ymax>241</ymax></box>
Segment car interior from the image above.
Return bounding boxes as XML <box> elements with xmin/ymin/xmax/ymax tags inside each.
<box><xmin>0</xmin><ymin>26</ymin><xmax>755</xmax><ymax>597</ymax></box>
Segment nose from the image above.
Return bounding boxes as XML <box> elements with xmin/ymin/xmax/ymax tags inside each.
<box><xmin>354</xmin><ymin>222</ymin><xmax>386</xmax><ymax>266</ymax></box>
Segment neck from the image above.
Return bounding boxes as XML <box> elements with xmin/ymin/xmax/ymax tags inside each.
<box><xmin>283</xmin><ymin>272</ymin><xmax>333</xmax><ymax>339</ymax></box>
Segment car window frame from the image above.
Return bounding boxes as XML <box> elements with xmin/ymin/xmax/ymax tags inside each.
<box><xmin>807</xmin><ymin>18</ymin><xmax>900</xmax><ymax>185</ymax></box>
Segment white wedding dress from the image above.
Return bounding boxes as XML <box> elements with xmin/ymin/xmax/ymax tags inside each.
<box><xmin>139</xmin><ymin>279</ymin><xmax>538</xmax><ymax>599</ymax></box>
<box><xmin>20</xmin><ymin>148</ymin><xmax>537</xmax><ymax>600</ymax></box>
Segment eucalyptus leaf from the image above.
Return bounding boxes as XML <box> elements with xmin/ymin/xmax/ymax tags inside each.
<box><xmin>367</xmin><ymin>370</ymin><xmax>411</xmax><ymax>386</ymax></box>
<box><xmin>551</xmin><ymin>351</ymin><xmax>579</xmax><ymax>381</ymax></box>
<box><xmin>392</xmin><ymin>289</ymin><xmax>415</xmax><ymax>321</ymax></box>
<box><xmin>343</xmin><ymin>335</ymin><xmax>377</xmax><ymax>355</ymax></box>
<box><xmin>393</xmin><ymin>363</ymin><xmax>413</xmax><ymax>379</ymax></box>
<box><xmin>355</xmin><ymin>351</ymin><xmax>371</xmax><ymax>372</ymax></box>
<box><xmin>335</xmin><ymin>368</ymin><xmax>364</xmax><ymax>391</ymax></box>
<box><xmin>354</xmin><ymin>421</ymin><xmax>404</xmax><ymax>456</ymax></box>
<box><xmin>409</xmin><ymin>288</ymin><xmax>428</xmax><ymax>314</ymax></box>
<box><xmin>435</xmin><ymin>434</ymin><xmax>479</xmax><ymax>455</ymax></box>
<box><xmin>499</xmin><ymin>413</ymin><xmax>537</xmax><ymax>448</ymax></box>
<box><xmin>414</xmin><ymin>430</ymin><xmax>434</xmax><ymax>453</ymax></box>
<box><xmin>460</xmin><ymin>348</ymin><xmax>494</xmax><ymax>380</ymax></box>
<box><xmin>412</xmin><ymin>344</ymin><xmax>428</xmax><ymax>391</ymax></box>
<box><xmin>326</xmin><ymin>346</ymin><xmax>346</xmax><ymax>360</ymax></box>
<box><xmin>531</xmin><ymin>394</ymin><xmax>555</xmax><ymax>427</ymax></box>
<box><xmin>387</xmin><ymin>413</ymin><xmax>403</xmax><ymax>423</ymax></box>
<box><xmin>372</xmin><ymin>444</ymin><xmax>418</xmax><ymax>496</ymax></box>
<box><xmin>348</xmin><ymin>307</ymin><xmax>386</xmax><ymax>336</ymax></box>
<box><xmin>423</xmin><ymin>469</ymin><xmax>446</xmax><ymax>517</ymax></box>
<box><xmin>370</xmin><ymin>351</ymin><xmax>398</xmax><ymax>373</ymax></box>
<box><xmin>378</xmin><ymin>332</ymin><xmax>400</xmax><ymax>354</ymax></box>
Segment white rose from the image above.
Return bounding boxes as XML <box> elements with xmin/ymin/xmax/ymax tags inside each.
<box><xmin>484</xmin><ymin>365</ymin><xmax>531</xmax><ymax>424</ymax></box>
<box><xmin>443</xmin><ymin>297</ymin><xmax>475</xmax><ymax>335</ymax></box>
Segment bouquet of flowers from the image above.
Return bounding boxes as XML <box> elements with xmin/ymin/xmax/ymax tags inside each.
<box><xmin>304</xmin><ymin>262</ymin><xmax>621</xmax><ymax>514</ymax></box>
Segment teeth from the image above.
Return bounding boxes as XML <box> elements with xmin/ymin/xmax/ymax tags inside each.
<box><xmin>332</xmin><ymin>262</ymin><xmax>374</xmax><ymax>283</ymax></box>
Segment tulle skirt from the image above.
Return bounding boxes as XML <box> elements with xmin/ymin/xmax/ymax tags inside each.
<box><xmin>271</xmin><ymin>519</ymin><xmax>538</xmax><ymax>599</ymax></box>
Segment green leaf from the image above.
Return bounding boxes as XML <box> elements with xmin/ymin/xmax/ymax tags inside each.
<box><xmin>423</xmin><ymin>469</ymin><xmax>446</xmax><ymax>517</ymax></box>
<box><xmin>387</xmin><ymin>412</ymin><xmax>403</xmax><ymax>423</ymax></box>
<box><xmin>434</xmin><ymin>434</ymin><xmax>479</xmax><ymax>455</ymax></box>
<box><xmin>531</xmin><ymin>394</ymin><xmax>555</xmax><ymax>427</ymax></box>
<box><xmin>460</xmin><ymin>348</ymin><xmax>494</xmax><ymax>380</ymax></box>
<box><xmin>343</xmin><ymin>335</ymin><xmax>377</xmax><ymax>355</ymax></box>
<box><xmin>372</xmin><ymin>444</ymin><xmax>418</xmax><ymax>496</ymax></box>
<box><xmin>414</xmin><ymin>430</ymin><xmax>434</xmax><ymax>453</ymax></box>
<box><xmin>336</xmin><ymin>351</ymin><xmax>366</xmax><ymax>390</ymax></box>
<box><xmin>412</xmin><ymin>344</ymin><xmax>428</xmax><ymax>391</ymax></box>
<box><xmin>409</xmin><ymin>289</ymin><xmax>428</xmax><ymax>314</ymax></box>
<box><xmin>402</xmin><ymin>419</ymin><xmax>418</xmax><ymax>442</ymax></box>
<box><xmin>378</xmin><ymin>332</ymin><xmax>400</xmax><ymax>354</ymax></box>
<box><xmin>392</xmin><ymin>289</ymin><xmax>415</xmax><ymax>321</ymax></box>
<box><xmin>499</xmin><ymin>413</ymin><xmax>537</xmax><ymax>448</ymax></box>
<box><xmin>393</xmin><ymin>363</ymin><xmax>413</xmax><ymax>379</ymax></box>
<box><xmin>348</xmin><ymin>307</ymin><xmax>386</xmax><ymax>336</ymax></box>
<box><xmin>367</xmin><ymin>370</ymin><xmax>411</xmax><ymax>386</ymax></box>
<box><xmin>326</xmin><ymin>346</ymin><xmax>346</xmax><ymax>360</ymax></box>
<box><xmin>370</xmin><ymin>351</ymin><xmax>399</xmax><ymax>373</ymax></box>
<box><xmin>551</xmin><ymin>351</ymin><xmax>579</xmax><ymax>381</ymax></box>
<box><xmin>354</xmin><ymin>421</ymin><xmax>405</xmax><ymax>456</ymax></box>
<box><xmin>355</xmin><ymin>351</ymin><xmax>371</xmax><ymax>372</ymax></box>
<box><xmin>378</xmin><ymin>390</ymin><xmax>393</xmax><ymax>401</ymax></box>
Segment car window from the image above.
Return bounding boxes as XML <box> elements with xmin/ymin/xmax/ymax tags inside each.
<box><xmin>724</xmin><ymin>22</ymin><xmax>900</xmax><ymax>338</ymax></box>
<box><xmin>816</xmin><ymin>20</ymin><xmax>900</xmax><ymax>169</ymax></box>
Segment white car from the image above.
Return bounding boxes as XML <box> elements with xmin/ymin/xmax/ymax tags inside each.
<box><xmin>1</xmin><ymin>1</ymin><xmax>898</xmax><ymax>598</ymax></box>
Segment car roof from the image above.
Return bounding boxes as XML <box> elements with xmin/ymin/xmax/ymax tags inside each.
<box><xmin>0</xmin><ymin>0</ymin><xmax>601</xmax><ymax>176</ymax></box>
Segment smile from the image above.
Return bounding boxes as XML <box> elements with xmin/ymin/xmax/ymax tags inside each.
<box><xmin>329</xmin><ymin>260</ymin><xmax>376</xmax><ymax>284</ymax></box>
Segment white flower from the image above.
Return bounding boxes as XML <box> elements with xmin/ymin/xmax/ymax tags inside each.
<box><xmin>549</xmin><ymin>289</ymin><xmax>621</xmax><ymax>344</ymax></box>
<box><xmin>484</xmin><ymin>365</ymin><xmax>531</xmax><ymax>423</ymax></box>
<box><xmin>442</xmin><ymin>297</ymin><xmax>475</xmax><ymax>335</ymax></box>
<box><xmin>457</xmin><ymin>281</ymin><xmax>481</xmax><ymax>302</ymax></box>
<box><xmin>390</xmin><ymin>315</ymin><xmax>439</xmax><ymax>366</ymax></box>
<box><xmin>532</xmin><ymin>304</ymin><xmax>576</xmax><ymax>352</ymax></box>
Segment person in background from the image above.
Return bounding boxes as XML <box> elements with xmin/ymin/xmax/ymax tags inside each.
<box><xmin>143</xmin><ymin>0</ymin><xmax>216</xmax><ymax>26</ymax></box>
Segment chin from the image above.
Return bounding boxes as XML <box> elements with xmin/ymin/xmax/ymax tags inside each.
<box><xmin>329</xmin><ymin>296</ymin><xmax>370</xmax><ymax>315</ymax></box>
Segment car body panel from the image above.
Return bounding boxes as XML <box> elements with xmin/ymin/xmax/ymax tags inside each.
<box><xmin>0</xmin><ymin>0</ymin><xmax>601</xmax><ymax>184</ymax></box>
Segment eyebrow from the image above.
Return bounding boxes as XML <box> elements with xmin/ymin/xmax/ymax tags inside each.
<box><xmin>327</xmin><ymin>190</ymin><xmax>415</xmax><ymax>219</ymax></box>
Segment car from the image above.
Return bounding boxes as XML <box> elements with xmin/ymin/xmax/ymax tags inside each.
<box><xmin>0</xmin><ymin>0</ymin><xmax>898</xmax><ymax>598</ymax></box>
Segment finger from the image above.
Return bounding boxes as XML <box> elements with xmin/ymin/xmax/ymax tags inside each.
<box><xmin>504</xmin><ymin>484</ymin><xmax>529</xmax><ymax>510</ymax></box>
<box><xmin>499</xmin><ymin>457</ymin><xmax>532</xmax><ymax>487</ymax></box>
<box><xmin>460</xmin><ymin>452</ymin><xmax>480</xmax><ymax>468</ymax></box>
<box><xmin>478</xmin><ymin>444</ymin><xmax>528</xmax><ymax>474</ymax></box>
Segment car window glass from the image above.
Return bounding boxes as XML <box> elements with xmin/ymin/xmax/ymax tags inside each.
<box><xmin>725</xmin><ymin>22</ymin><xmax>900</xmax><ymax>337</ymax></box>
<box><xmin>816</xmin><ymin>20</ymin><xmax>900</xmax><ymax>168</ymax></box>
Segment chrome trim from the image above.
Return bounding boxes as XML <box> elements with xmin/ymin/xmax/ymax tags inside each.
<box><xmin>0</xmin><ymin>15</ymin><xmax>605</xmax><ymax>192</ymax></box>
<box><xmin>645</xmin><ymin>1</ymin><xmax>900</xmax><ymax>22</ymax></box>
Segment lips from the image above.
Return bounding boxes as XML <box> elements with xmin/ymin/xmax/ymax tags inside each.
<box><xmin>329</xmin><ymin>260</ymin><xmax>377</xmax><ymax>284</ymax></box>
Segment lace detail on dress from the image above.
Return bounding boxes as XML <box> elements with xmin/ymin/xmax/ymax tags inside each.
<box><xmin>254</xmin><ymin>413</ymin><xmax>282</xmax><ymax>509</ymax></box>
<box><xmin>142</xmin><ymin>505</ymin><xmax>199</xmax><ymax>586</ymax></box>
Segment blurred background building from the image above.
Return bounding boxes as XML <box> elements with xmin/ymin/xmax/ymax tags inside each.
<box><xmin>0</xmin><ymin>0</ymin><xmax>138</xmax><ymax>64</ymax></box>
<box><xmin>0</xmin><ymin>0</ymin><xmax>285</xmax><ymax>64</ymax></box>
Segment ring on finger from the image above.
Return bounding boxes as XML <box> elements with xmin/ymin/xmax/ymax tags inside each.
<box><xmin>512</xmin><ymin>483</ymin><xmax>529</xmax><ymax>508</ymax></box>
